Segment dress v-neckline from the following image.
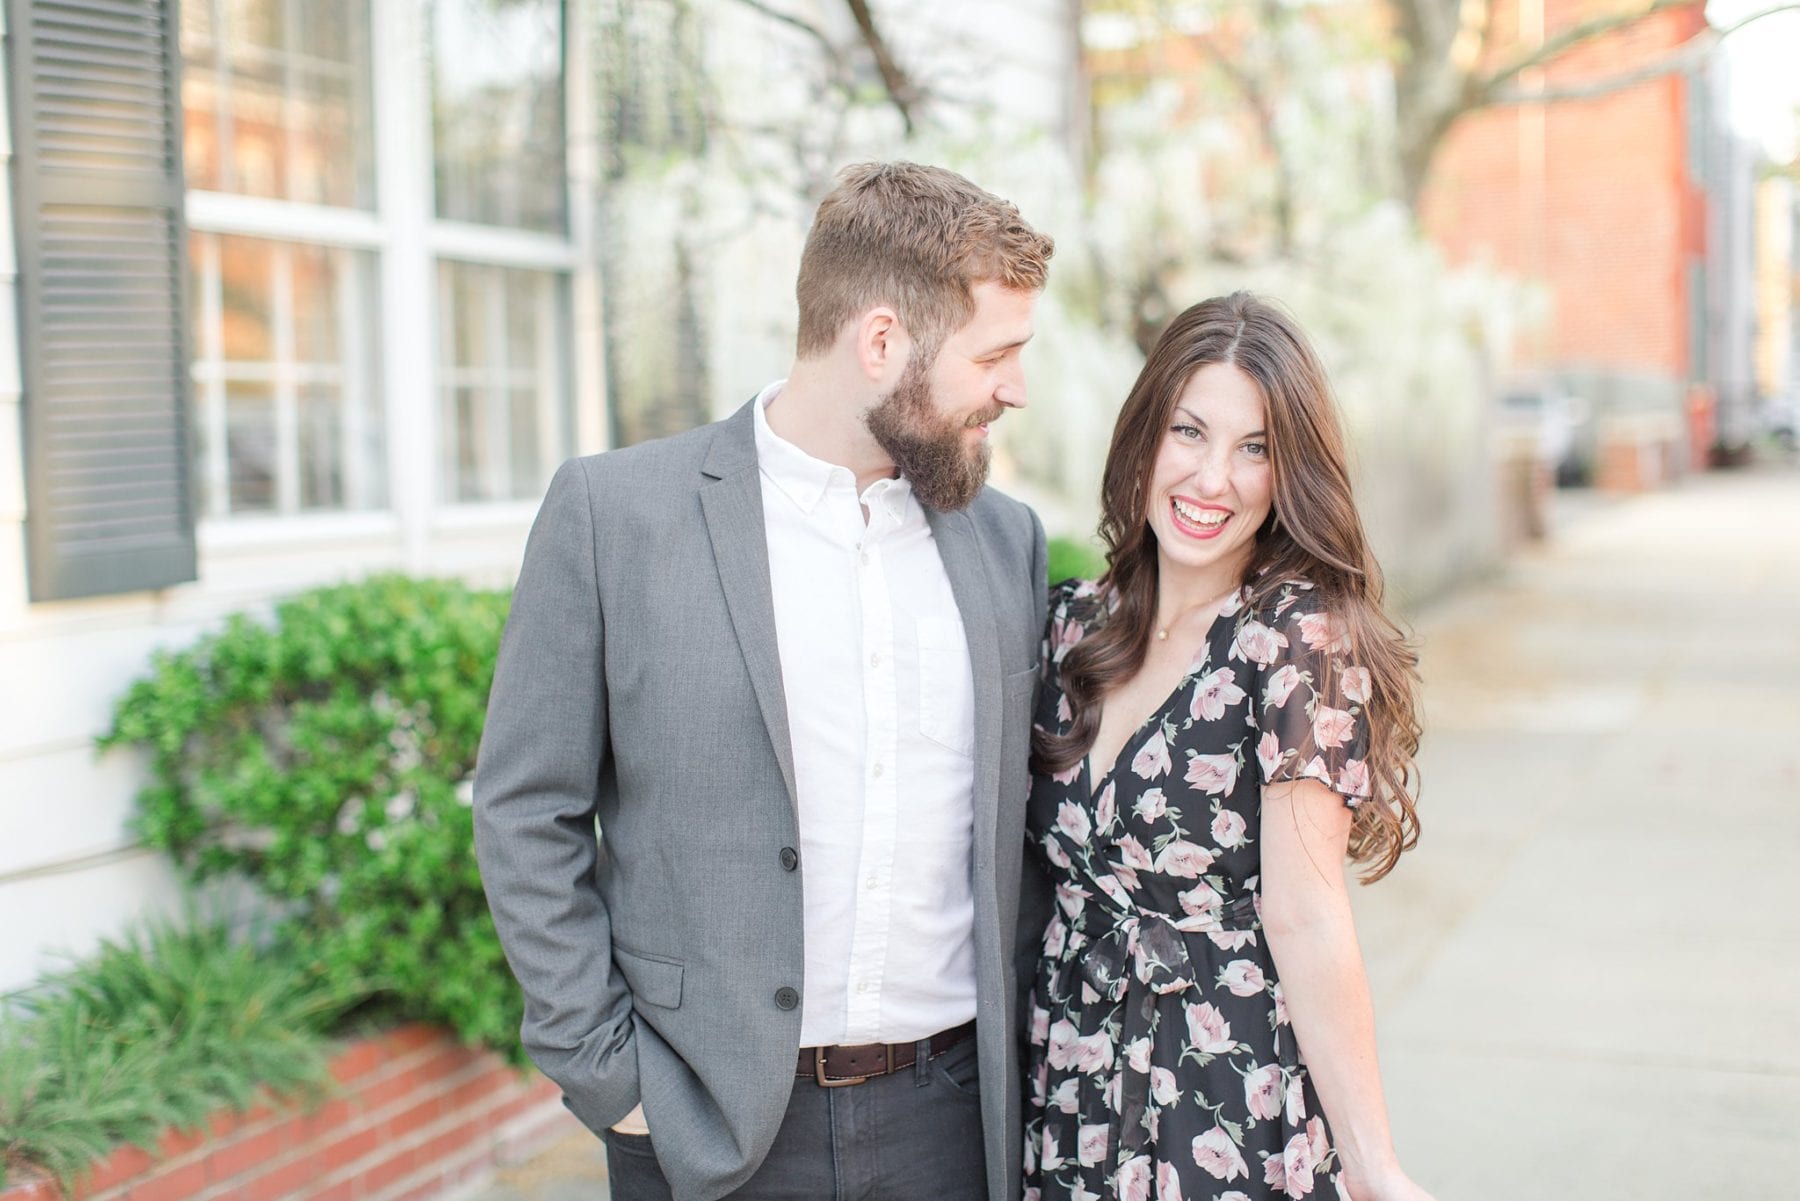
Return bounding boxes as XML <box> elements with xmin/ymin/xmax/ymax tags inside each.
<box><xmin>1081</xmin><ymin>635</ymin><xmax>1221</xmax><ymax>801</ymax></box>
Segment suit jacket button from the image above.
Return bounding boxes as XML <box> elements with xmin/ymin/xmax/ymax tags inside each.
<box><xmin>780</xmin><ymin>847</ymin><xmax>799</xmax><ymax>871</ymax></box>
<box><xmin>774</xmin><ymin>987</ymin><xmax>799</xmax><ymax>1011</ymax></box>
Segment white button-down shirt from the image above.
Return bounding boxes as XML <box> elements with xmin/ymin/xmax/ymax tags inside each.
<box><xmin>753</xmin><ymin>381</ymin><xmax>979</xmax><ymax>1046</ymax></box>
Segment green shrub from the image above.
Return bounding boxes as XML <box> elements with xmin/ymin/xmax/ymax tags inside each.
<box><xmin>1047</xmin><ymin>535</ymin><xmax>1106</xmax><ymax>585</ymax></box>
<box><xmin>0</xmin><ymin>917</ymin><xmax>350</xmax><ymax>1190</ymax></box>
<box><xmin>100</xmin><ymin>575</ymin><xmax>523</xmax><ymax>1057</ymax></box>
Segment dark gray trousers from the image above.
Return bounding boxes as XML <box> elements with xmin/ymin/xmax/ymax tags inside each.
<box><xmin>603</xmin><ymin>1035</ymin><xmax>987</xmax><ymax>1201</ymax></box>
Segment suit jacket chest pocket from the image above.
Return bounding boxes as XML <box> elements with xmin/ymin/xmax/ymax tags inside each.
<box><xmin>916</xmin><ymin>616</ymin><xmax>975</xmax><ymax>757</ymax></box>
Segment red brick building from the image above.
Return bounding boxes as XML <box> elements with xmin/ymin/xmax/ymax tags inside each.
<box><xmin>1418</xmin><ymin>0</ymin><xmax>1741</xmax><ymax>487</ymax></box>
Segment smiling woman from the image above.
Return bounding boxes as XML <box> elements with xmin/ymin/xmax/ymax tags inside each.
<box><xmin>1022</xmin><ymin>292</ymin><xmax>1432</xmax><ymax>1201</ymax></box>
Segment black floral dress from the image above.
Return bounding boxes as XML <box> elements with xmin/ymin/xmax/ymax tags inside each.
<box><xmin>1023</xmin><ymin>578</ymin><xmax>1372</xmax><ymax>1201</ymax></box>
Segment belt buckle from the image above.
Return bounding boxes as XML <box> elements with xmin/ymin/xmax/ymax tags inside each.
<box><xmin>813</xmin><ymin>1044</ymin><xmax>892</xmax><ymax>1088</ymax></box>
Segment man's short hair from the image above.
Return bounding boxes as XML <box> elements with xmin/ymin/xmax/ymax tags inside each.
<box><xmin>794</xmin><ymin>161</ymin><xmax>1055</xmax><ymax>359</ymax></box>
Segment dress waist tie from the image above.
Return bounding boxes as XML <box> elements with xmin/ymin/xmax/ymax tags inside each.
<box><xmin>1077</xmin><ymin>893</ymin><xmax>1260</xmax><ymax>1171</ymax></box>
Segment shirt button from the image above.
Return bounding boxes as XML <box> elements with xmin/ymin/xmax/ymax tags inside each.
<box><xmin>869</xmin><ymin>651</ymin><xmax>881</xmax><ymax>668</ymax></box>
<box><xmin>871</xmin><ymin>762</ymin><xmax>884</xmax><ymax>778</ymax></box>
<box><xmin>780</xmin><ymin>846</ymin><xmax>799</xmax><ymax>872</ymax></box>
<box><xmin>859</xmin><ymin>551</ymin><xmax>870</xmax><ymax>566</ymax></box>
<box><xmin>775</xmin><ymin>987</ymin><xmax>800</xmax><ymax>1010</ymax></box>
<box><xmin>855</xmin><ymin>981</ymin><xmax>869</xmax><ymax>995</ymax></box>
<box><xmin>865</xmin><ymin>875</ymin><xmax>879</xmax><ymax>890</ymax></box>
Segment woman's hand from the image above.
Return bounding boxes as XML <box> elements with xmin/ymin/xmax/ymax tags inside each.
<box><xmin>1342</xmin><ymin>1160</ymin><xmax>1436</xmax><ymax>1201</ymax></box>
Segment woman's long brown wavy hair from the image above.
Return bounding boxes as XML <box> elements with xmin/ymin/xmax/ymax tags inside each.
<box><xmin>1031</xmin><ymin>292</ymin><xmax>1421</xmax><ymax>881</ymax></box>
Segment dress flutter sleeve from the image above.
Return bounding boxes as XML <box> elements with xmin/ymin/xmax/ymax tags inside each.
<box><xmin>1241</xmin><ymin>581</ymin><xmax>1373</xmax><ymax>806</ymax></box>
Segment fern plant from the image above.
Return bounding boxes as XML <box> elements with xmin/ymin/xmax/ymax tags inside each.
<box><xmin>0</xmin><ymin>916</ymin><xmax>353</xmax><ymax>1190</ymax></box>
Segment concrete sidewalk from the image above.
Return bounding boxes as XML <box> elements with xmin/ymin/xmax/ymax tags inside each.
<box><xmin>1361</xmin><ymin>464</ymin><xmax>1800</xmax><ymax>1196</ymax></box>
<box><xmin>463</xmin><ymin>464</ymin><xmax>1800</xmax><ymax>1200</ymax></box>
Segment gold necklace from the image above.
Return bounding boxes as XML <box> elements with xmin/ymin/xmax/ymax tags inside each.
<box><xmin>1155</xmin><ymin>584</ymin><xmax>1240</xmax><ymax>642</ymax></box>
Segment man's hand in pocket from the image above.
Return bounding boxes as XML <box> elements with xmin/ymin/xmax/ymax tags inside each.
<box><xmin>611</xmin><ymin>1103</ymin><xmax>650</xmax><ymax>1136</ymax></box>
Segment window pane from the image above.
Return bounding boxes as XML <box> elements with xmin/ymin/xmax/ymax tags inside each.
<box><xmin>191</xmin><ymin>233</ymin><xmax>386</xmax><ymax>517</ymax></box>
<box><xmin>429</xmin><ymin>0</ymin><xmax>567</xmax><ymax>232</ymax></box>
<box><xmin>438</xmin><ymin>260</ymin><xmax>570</xmax><ymax>502</ymax></box>
<box><xmin>180</xmin><ymin>0</ymin><xmax>376</xmax><ymax>208</ymax></box>
<box><xmin>226</xmin><ymin>381</ymin><xmax>276</xmax><ymax>513</ymax></box>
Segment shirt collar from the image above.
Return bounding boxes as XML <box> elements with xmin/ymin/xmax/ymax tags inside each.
<box><xmin>752</xmin><ymin>380</ymin><xmax>915</xmax><ymax>522</ymax></box>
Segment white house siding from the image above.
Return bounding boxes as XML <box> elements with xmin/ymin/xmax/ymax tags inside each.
<box><xmin>0</xmin><ymin>0</ymin><xmax>1082</xmax><ymax>997</ymax></box>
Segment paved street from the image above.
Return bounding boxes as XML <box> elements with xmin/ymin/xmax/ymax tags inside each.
<box><xmin>464</xmin><ymin>463</ymin><xmax>1800</xmax><ymax>1200</ymax></box>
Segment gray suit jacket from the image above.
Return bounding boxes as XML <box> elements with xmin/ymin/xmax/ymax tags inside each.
<box><xmin>473</xmin><ymin>399</ymin><xmax>1052</xmax><ymax>1201</ymax></box>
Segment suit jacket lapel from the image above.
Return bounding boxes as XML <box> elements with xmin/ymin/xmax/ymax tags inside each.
<box><xmin>926</xmin><ymin>505</ymin><xmax>1004</xmax><ymax>860</ymax></box>
<box><xmin>700</xmin><ymin>401</ymin><xmax>799</xmax><ymax>814</ymax></box>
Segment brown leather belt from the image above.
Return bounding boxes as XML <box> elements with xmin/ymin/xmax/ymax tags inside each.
<box><xmin>795</xmin><ymin>1020</ymin><xmax>977</xmax><ymax>1088</ymax></box>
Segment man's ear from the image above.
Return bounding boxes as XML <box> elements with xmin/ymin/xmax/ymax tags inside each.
<box><xmin>854</xmin><ymin>306</ymin><xmax>908</xmax><ymax>384</ymax></box>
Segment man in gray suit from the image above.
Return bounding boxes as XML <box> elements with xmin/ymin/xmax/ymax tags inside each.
<box><xmin>473</xmin><ymin>162</ymin><xmax>1055</xmax><ymax>1201</ymax></box>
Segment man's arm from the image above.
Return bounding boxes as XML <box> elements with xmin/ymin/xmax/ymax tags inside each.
<box><xmin>473</xmin><ymin>458</ymin><xmax>640</xmax><ymax>1132</ymax></box>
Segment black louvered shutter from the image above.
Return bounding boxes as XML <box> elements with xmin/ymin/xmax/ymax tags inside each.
<box><xmin>7</xmin><ymin>0</ymin><xmax>196</xmax><ymax>601</ymax></box>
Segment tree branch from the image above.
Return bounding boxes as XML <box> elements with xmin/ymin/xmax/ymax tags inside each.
<box><xmin>728</xmin><ymin>0</ymin><xmax>839</xmax><ymax>60</ymax></box>
<box><xmin>1476</xmin><ymin>0</ymin><xmax>1695</xmax><ymax>102</ymax></box>
<box><xmin>843</xmin><ymin>0</ymin><xmax>922</xmax><ymax>135</ymax></box>
<box><xmin>1485</xmin><ymin>3</ymin><xmax>1800</xmax><ymax>106</ymax></box>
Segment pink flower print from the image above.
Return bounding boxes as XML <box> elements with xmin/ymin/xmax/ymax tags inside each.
<box><xmin>1335</xmin><ymin>758</ymin><xmax>1371</xmax><ymax>797</ymax></box>
<box><xmin>1178</xmin><ymin>880</ymin><xmax>1222</xmax><ymax>920</ymax></box>
<box><xmin>1312</xmin><ymin>706</ymin><xmax>1357</xmax><ymax>750</ymax></box>
<box><xmin>1306</xmin><ymin>1115</ymin><xmax>1330</xmax><ymax>1163</ymax></box>
<box><xmin>1297</xmin><ymin>610</ymin><xmax>1350</xmax><ymax>654</ymax></box>
<box><xmin>1234</xmin><ymin>619</ymin><xmax>1289</xmax><ymax>666</ymax></box>
<box><xmin>1219</xmin><ymin>958</ymin><xmax>1267</xmax><ymax>997</ymax></box>
<box><xmin>1039</xmin><ymin>1130</ymin><xmax>1065</xmax><ymax>1172</ymax></box>
<box><xmin>1257</xmin><ymin>731</ymin><xmax>1286</xmax><ymax>780</ymax></box>
<box><xmin>1190</xmin><ymin>667</ymin><xmax>1247</xmax><ymax>721</ymax></box>
<box><xmin>1341</xmin><ymin>665</ymin><xmax>1371</xmax><ymax>704</ymax></box>
<box><xmin>1075</xmin><ymin>1030</ymin><xmax>1116</xmax><ymax>1075</ymax></box>
<box><xmin>1045</xmin><ymin>838</ymin><xmax>1072</xmax><ymax>870</ymax></box>
<box><xmin>1184</xmin><ymin>1002</ymin><xmax>1236</xmax><ymax>1054</ymax></box>
<box><xmin>1078</xmin><ymin>1123</ymin><xmax>1110</xmax><ymax>1167</ymax></box>
<box><xmin>1097</xmin><ymin>873</ymin><xmax>1132</xmax><ymax>910</ymax></box>
<box><xmin>1220</xmin><ymin>1195</ymin><xmax>1254</xmax><ymax>1201</ymax></box>
<box><xmin>1263</xmin><ymin>664</ymin><xmax>1303</xmax><ymax>708</ymax></box>
<box><xmin>1117</xmin><ymin>1155</ymin><xmax>1153</xmax><ymax>1201</ymax></box>
<box><xmin>1264</xmin><ymin>1154</ymin><xmax>1289</xmax><ymax>1191</ymax></box>
<box><xmin>1045</xmin><ymin>913</ymin><xmax>1068</xmax><ymax>958</ymax></box>
<box><xmin>1208</xmin><ymin>928</ymin><xmax>1258</xmax><ymax>952</ymax></box>
<box><xmin>1052</xmin><ymin>615</ymin><xmax>1085</xmax><ymax>660</ymax></box>
<box><xmin>1053</xmin><ymin>757</ymin><xmax>1081</xmax><ymax>786</ymax></box>
<box><xmin>1155</xmin><ymin>839</ymin><xmax>1216</xmax><ymax>878</ymax></box>
<box><xmin>1150</xmin><ymin>1065</ymin><xmax>1179</xmax><ymax>1105</ymax></box>
<box><xmin>1211</xmin><ymin>809</ymin><xmax>1248</xmax><ymax>848</ymax></box>
<box><xmin>1133</xmin><ymin>788</ymin><xmax>1169</xmax><ymax>822</ymax></box>
<box><xmin>1048</xmin><ymin>1076</ymin><xmax>1079</xmax><ymax>1114</ymax></box>
<box><xmin>1243</xmin><ymin>1063</ymin><xmax>1284</xmax><ymax>1120</ymax></box>
<box><xmin>1057</xmin><ymin>694</ymin><xmax>1072</xmax><ymax>724</ymax></box>
<box><xmin>1299</xmin><ymin>754</ymin><xmax>1330</xmax><ymax>783</ymax></box>
<box><xmin>1281</xmin><ymin>1129</ymin><xmax>1317</xmax><ymax>1197</ymax></box>
<box><xmin>1191</xmin><ymin>1127</ymin><xmax>1249</xmax><ymax>1181</ymax></box>
<box><xmin>1184</xmin><ymin>752</ymin><xmax>1240</xmax><ymax>795</ymax></box>
<box><xmin>1095</xmin><ymin>780</ymin><xmax>1118</xmax><ymax>834</ymax></box>
<box><xmin>1283</xmin><ymin>1065</ymin><xmax>1305</xmax><ymax>1123</ymax></box>
<box><xmin>1156</xmin><ymin>1159</ymin><xmax>1185</xmax><ymax>1201</ymax></box>
<box><xmin>1056</xmin><ymin>800</ymin><xmax>1092</xmax><ymax>843</ymax></box>
<box><xmin>1117</xmin><ymin>834</ymin><xmax>1154</xmax><ymax>871</ymax></box>
<box><xmin>1132</xmin><ymin>729</ymin><xmax>1172</xmax><ymax>779</ymax></box>
<box><xmin>1125</xmin><ymin>1036</ymin><xmax>1152</xmax><ymax>1073</ymax></box>
<box><xmin>1030</xmin><ymin>1005</ymin><xmax>1050</xmax><ymax>1044</ymax></box>
<box><xmin>1046</xmin><ymin>1019</ymin><xmax>1081</xmax><ymax>1070</ymax></box>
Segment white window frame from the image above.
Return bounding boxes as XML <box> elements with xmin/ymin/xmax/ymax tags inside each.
<box><xmin>187</xmin><ymin>0</ymin><xmax>605</xmax><ymax>567</ymax></box>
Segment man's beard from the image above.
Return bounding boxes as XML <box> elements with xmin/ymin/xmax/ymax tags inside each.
<box><xmin>864</xmin><ymin>358</ymin><xmax>1002</xmax><ymax>512</ymax></box>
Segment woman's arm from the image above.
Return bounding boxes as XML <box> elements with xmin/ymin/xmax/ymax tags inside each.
<box><xmin>1259</xmin><ymin>777</ymin><xmax>1433</xmax><ymax>1201</ymax></box>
